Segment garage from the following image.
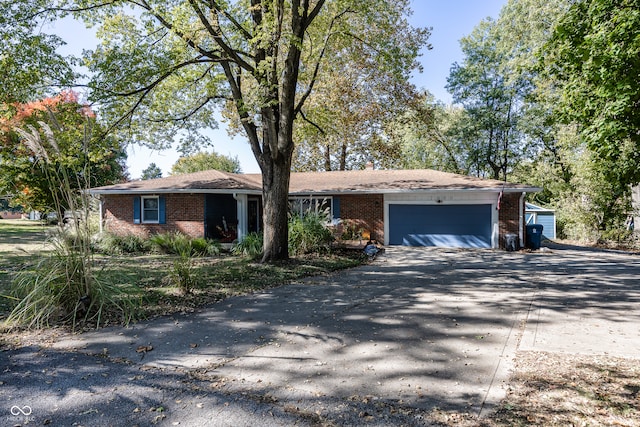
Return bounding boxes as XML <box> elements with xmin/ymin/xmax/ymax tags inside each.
<box><xmin>388</xmin><ymin>204</ymin><xmax>493</xmax><ymax>248</ymax></box>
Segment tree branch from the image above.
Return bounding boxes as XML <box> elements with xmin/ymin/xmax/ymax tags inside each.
<box><xmin>188</xmin><ymin>0</ymin><xmax>256</xmax><ymax>72</ymax></box>
<box><xmin>303</xmin><ymin>0</ymin><xmax>326</xmax><ymax>32</ymax></box>
<box><xmin>101</xmin><ymin>58</ymin><xmax>211</xmax><ymax>98</ymax></box>
<box><xmin>133</xmin><ymin>0</ymin><xmax>223</xmax><ymax>62</ymax></box>
<box><xmin>220</xmin><ymin>61</ymin><xmax>264</xmax><ymax>168</ymax></box>
<box><xmin>148</xmin><ymin>95</ymin><xmax>229</xmax><ymax>123</ymax></box>
<box><xmin>209</xmin><ymin>0</ymin><xmax>253</xmax><ymax>41</ymax></box>
<box><xmin>298</xmin><ymin>110</ymin><xmax>325</xmax><ymax>135</ymax></box>
<box><xmin>294</xmin><ymin>9</ymin><xmax>351</xmax><ymax>115</ymax></box>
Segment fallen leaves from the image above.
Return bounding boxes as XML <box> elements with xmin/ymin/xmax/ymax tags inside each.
<box><xmin>136</xmin><ymin>345</ymin><xmax>154</xmax><ymax>353</ymax></box>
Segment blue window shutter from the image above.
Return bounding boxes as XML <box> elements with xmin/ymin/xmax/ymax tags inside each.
<box><xmin>159</xmin><ymin>196</ymin><xmax>166</xmax><ymax>224</ymax></box>
<box><xmin>133</xmin><ymin>197</ymin><xmax>141</xmax><ymax>224</ymax></box>
<box><xmin>332</xmin><ymin>196</ymin><xmax>340</xmax><ymax>219</ymax></box>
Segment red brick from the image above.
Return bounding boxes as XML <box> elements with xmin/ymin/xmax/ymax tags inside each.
<box><xmin>102</xmin><ymin>194</ymin><xmax>204</xmax><ymax>238</ymax></box>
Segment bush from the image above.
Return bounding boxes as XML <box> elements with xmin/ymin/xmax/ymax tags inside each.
<box><xmin>190</xmin><ymin>237</ymin><xmax>221</xmax><ymax>256</ymax></box>
<box><xmin>232</xmin><ymin>232</ymin><xmax>264</xmax><ymax>257</ymax></box>
<box><xmin>94</xmin><ymin>233</ymin><xmax>151</xmax><ymax>254</ymax></box>
<box><xmin>340</xmin><ymin>219</ymin><xmax>364</xmax><ymax>240</ymax></box>
<box><xmin>288</xmin><ymin>212</ymin><xmax>334</xmax><ymax>256</ymax></box>
<box><xmin>150</xmin><ymin>231</ymin><xmax>220</xmax><ymax>256</ymax></box>
<box><xmin>167</xmin><ymin>255</ymin><xmax>198</xmax><ymax>294</ymax></box>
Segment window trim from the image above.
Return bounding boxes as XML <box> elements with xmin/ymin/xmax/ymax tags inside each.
<box><xmin>141</xmin><ymin>195</ymin><xmax>160</xmax><ymax>224</ymax></box>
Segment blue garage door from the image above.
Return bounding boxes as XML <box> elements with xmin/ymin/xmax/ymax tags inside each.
<box><xmin>389</xmin><ymin>204</ymin><xmax>492</xmax><ymax>248</ymax></box>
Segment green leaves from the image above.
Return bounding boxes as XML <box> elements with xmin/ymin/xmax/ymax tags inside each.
<box><xmin>292</xmin><ymin>0</ymin><xmax>429</xmax><ymax>171</ymax></box>
<box><xmin>171</xmin><ymin>151</ymin><xmax>241</xmax><ymax>174</ymax></box>
<box><xmin>545</xmin><ymin>0</ymin><xmax>640</xmax><ymax>183</ymax></box>
<box><xmin>0</xmin><ymin>1</ymin><xmax>77</xmax><ymax>103</ymax></box>
<box><xmin>0</xmin><ymin>93</ymin><xmax>128</xmax><ymax>213</ymax></box>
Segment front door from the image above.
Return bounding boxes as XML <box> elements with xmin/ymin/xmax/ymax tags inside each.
<box><xmin>205</xmin><ymin>194</ymin><xmax>238</xmax><ymax>242</ymax></box>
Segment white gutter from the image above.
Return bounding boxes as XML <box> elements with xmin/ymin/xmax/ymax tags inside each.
<box><xmin>98</xmin><ymin>198</ymin><xmax>104</xmax><ymax>234</ymax></box>
<box><xmin>88</xmin><ymin>189</ymin><xmax>262</xmax><ymax>196</ymax></box>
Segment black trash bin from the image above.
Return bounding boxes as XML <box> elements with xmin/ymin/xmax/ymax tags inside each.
<box><xmin>525</xmin><ymin>224</ymin><xmax>544</xmax><ymax>250</ymax></box>
<box><xmin>505</xmin><ymin>233</ymin><xmax>518</xmax><ymax>252</ymax></box>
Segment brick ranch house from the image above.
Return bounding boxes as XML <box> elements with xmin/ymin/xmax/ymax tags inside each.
<box><xmin>89</xmin><ymin>168</ymin><xmax>540</xmax><ymax>249</ymax></box>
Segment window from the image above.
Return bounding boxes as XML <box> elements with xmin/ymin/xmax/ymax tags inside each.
<box><xmin>142</xmin><ymin>196</ymin><xmax>159</xmax><ymax>223</ymax></box>
<box><xmin>288</xmin><ymin>197</ymin><xmax>332</xmax><ymax>218</ymax></box>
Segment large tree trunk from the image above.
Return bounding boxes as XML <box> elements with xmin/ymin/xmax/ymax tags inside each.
<box><xmin>261</xmin><ymin>153</ymin><xmax>293</xmax><ymax>262</ymax></box>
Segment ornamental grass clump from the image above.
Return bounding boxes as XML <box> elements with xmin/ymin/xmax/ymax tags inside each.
<box><xmin>5</xmin><ymin>120</ymin><xmax>138</xmax><ymax>330</ymax></box>
<box><xmin>93</xmin><ymin>233</ymin><xmax>151</xmax><ymax>255</ymax></box>
<box><xmin>288</xmin><ymin>210</ymin><xmax>334</xmax><ymax>256</ymax></box>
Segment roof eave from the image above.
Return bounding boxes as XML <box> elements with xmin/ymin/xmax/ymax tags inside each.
<box><xmin>89</xmin><ymin>188</ymin><xmax>261</xmax><ymax>196</ymax></box>
<box><xmin>289</xmin><ymin>187</ymin><xmax>541</xmax><ymax>196</ymax></box>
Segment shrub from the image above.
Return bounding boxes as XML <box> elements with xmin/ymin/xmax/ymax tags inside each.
<box><xmin>167</xmin><ymin>254</ymin><xmax>198</xmax><ymax>294</ymax></box>
<box><xmin>150</xmin><ymin>231</ymin><xmax>220</xmax><ymax>256</ymax></box>
<box><xmin>232</xmin><ymin>232</ymin><xmax>264</xmax><ymax>257</ymax></box>
<box><xmin>94</xmin><ymin>233</ymin><xmax>150</xmax><ymax>254</ymax></box>
<box><xmin>340</xmin><ymin>220</ymin><xmax>364</xmax><ymax>240</ymax></box>
<box><xmin>190</xmin><ymin>237</ymin><xmax>221</xmax><ymax>256</ymax></box>
<box><xmin>288</xmin><ymin>212</ymin><xmax>334</xmax><ymax>256</ymax></box>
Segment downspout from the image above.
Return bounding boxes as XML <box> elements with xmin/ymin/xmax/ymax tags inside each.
<box><xmin>519</xmin><ymin>192</ymin><xmax>526</xmax><ymax>248</ymax></box>
<box><xmin>96</xmin><ymin>196</ymin><xmax>103</xmax><ymax>234</ymax></box>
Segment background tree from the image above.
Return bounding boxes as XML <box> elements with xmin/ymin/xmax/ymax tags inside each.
<box><xmin>140</xmin><ymin>163</ymin><xmax>163</xmax><ymax>180</ymax></box>
<box><xmin>171</xmin><ymin>151</ymin><xmax>241</xmax><ymax>175</ymax></box>
<box><xmin>540</xmin><ymin>0</ymin><xmax>640</xmax><ymax>237</ymax></box>
<box><xmin>544</xmin><ymin>0</ymin><xmax>640</xmax><ymax>175</ymax></box>
<box><xmin>445</xmin><ymin>18</ymin><xmax>532</xmax><ymax>181</ymax></box>
<box><xmin>387</xmin><ymin>92</ymin><xmax>464</xmax><ymax>173</ymax></box>
<box><xmin>291</xmin><ymin>11</ymin><xmax>430</xmax><ymax>171</ymax></box>
<box><xmin>0</xmin><ymin>91</ymin><xmax>128</xmax><ymax>215</ymax></box>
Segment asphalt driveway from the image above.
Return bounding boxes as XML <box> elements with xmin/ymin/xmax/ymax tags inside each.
<box><xmin>2</xmin><ymin>245</ymin><xmax>640</xmax><ymax>426</ymax></box>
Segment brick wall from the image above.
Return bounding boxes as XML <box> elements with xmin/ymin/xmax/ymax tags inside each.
<box><xmin>102</xmin><ymin>194</ymin><xmax>205</xmax><ymax>238</ymax></box>
<box><xmin>338</xmin><ymin>194</ymin><xmax>384</xmax><ymax>242</ymax></box>
<box><xmin>498</xmin><ymin>192</ymin><xmax>524</xmax><ymax>249</ymax></box>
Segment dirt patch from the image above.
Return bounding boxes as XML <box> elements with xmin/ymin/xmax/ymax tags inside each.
<box><xmin>490</xmin><ymin>351</ymin><xmax>640</xmax><ymax>426</ymax></box>
<box><xmin>429</xmin><ymin>351</ymin><xmax>640</xmax><ymax>426</ymax></box>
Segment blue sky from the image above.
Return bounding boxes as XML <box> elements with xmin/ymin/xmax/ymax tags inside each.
<box><xmin>52</xmin><ymin>0</ymin><xmax>506</xmax><ymax>178</ymax></box>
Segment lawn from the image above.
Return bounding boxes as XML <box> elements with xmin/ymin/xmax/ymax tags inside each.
<box><xmin>0</xmin><ymin>219</ymin><xmax>366</xmax><ymax>326</ymax></box>
<box><xmin>0</xmin><ymin>219</ymin><xmax>55</xmax><ymax>315</ymax></box>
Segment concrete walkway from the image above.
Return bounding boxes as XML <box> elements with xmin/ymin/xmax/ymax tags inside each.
<box><xmin>3</xmin><ymin>245</ymin><xmax>640</xmax><ymax>426</ymax></box>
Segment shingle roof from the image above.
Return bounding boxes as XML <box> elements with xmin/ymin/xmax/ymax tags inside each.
<box><xmin>90</xmin><ymin>169</ymin><xmax>539</xmax><ymax>194</ymax></box>
<box><xmin>90</xmin><ymin>169</ymin><xmax>261</xmax><ymax>194</ymax></box>
<box><xmin>287</xmin><ymin>169</ymin><xmax>536</xmax><ymax>194</ymax></box>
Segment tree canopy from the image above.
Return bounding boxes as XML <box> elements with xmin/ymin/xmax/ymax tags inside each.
<box><xmin>0</xmin><ymin>2</ymin><xmax>77</xmax><ymax>104</ymax></box>
<box><xmin>290</xmin><ymin>5</ymin><xmax>430</xmax><ymax>171</ymax></box>
<box><xmin>171</xmin><ymin>151</ymin><xmax>241</xmax><ymax>175</ymax></box>
<box><xmin>140</xmin><ymin>163</ymin><xmax>163</xmax><ymax>180</ymax></box>
<box><xmin>0</xmin><ymin>91</ymin><xmax>128</xmax><ymax>214</ymax></box>
<box><xmin>543</xmin><ymin>0</ymin><xmax>640</xmax><ymax>185</ymax></box>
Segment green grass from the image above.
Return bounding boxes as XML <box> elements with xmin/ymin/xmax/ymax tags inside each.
<box><xmin>0</xmin><ymin>219</ymin><xmax>50</xmax><ymax>248</ymax></box>
<box><xmin>1</xmin><ymin>219</ymin><xmax>367</xmax><ymax>327</ymax></box>
<box><xmin>94</xmin><ymin>251</ymin><xmax>365</xmax><ymax>321</ymax></box>
<box><xmin>0</xmin><ymin>219</ymin><xmax>54</xmax><ymax>316</ymax></box>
